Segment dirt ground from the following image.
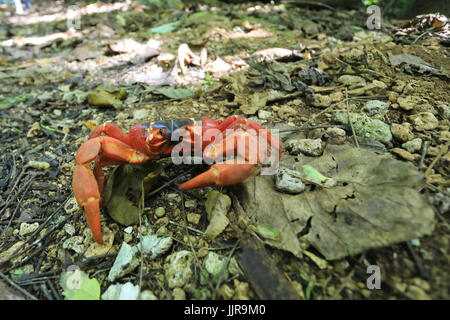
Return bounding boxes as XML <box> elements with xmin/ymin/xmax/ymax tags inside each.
<box><xmin>0</xmin><ymin>1</ymin><xmax>448</xmax><ymax>300</ymax></box>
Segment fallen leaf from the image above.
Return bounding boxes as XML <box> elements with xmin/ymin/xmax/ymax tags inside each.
<box><xmin>103</xmin><ymin>163</ymin><xmax>162</xmax><ymax>226</ymax></box>
<box><xmin>150</xmin><ymin>21</ymin><xmax>181</xmax><ymax>34</ymax></box>
<box><xmin>232</xmin><ymin>144</ymin><xmax>435</xmax><ymax>260</ymax></box>
<box><xmin>60</xmin><ymin>269</ymin><xmax>100</xmax><ymax>300</ymax></box>
<box><xmin>203</xmin><ymin>190</ymin><xmax>231</xmax><ymax>240</ymax></box>
<box><xmin>87</xmin><ymin>88</ymin><xmax>127</xmax><ymax>109</ymax></box>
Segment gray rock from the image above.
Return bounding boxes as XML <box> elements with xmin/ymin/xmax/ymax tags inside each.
<box><xmin>138</xmin><ymin>234</ymin><xmax>173</xmax><ymax>259</ymax></box>
<box><xmin>275</xmin><ymin>167</ymin><xmax>306</xmax><ymax>194</ymax></box>
<box><xmin>200</xmin><ymin>252</ymin><xmax>228</xmax><ymax>285</ymax></box>
<box><xmin>166</xmin><ymin>193</ymin><xmax>182</xmax><ymax>203</ymax></box>
<box><xmin>101</xmin><ymin>282</ymin><xmax>140</xmax><ymax>300</ymax></box>
<box><xmin>19</xmin><ymin>222</ymin><xmax>39</xmax><ymax>236</ymax></box>
<box><xmin>409</xmin><ymin>112</ymin><xmax>439</xmax><ymax>130</ymax></box>
<box><xmin>258</xmin><ymin>110</ymin><xmax>272</xmax><ymax>120</ymax></box>
<box><xmin>133</xmin><ymin>109</ymin><xmax>149</xmax><ymax>120</ymax></box>
<box><xmin>184</xmin><ymin>200</ymin><xmax>197</xmax><ymax>208</ymax></box>
<box><xmin>285</xmin><ymin>138</ymin><xmax>324</xmax><ymax>156</ymax></box>
<box><xmin>333</xmin><ymin>112</ymin><xmax>392</xmax><ymax>143</ymax></box>
<box><xmin>63</xmin><ymin>223</ymin><xmax>76</xmax><ymax>236</ymax></box>
<box><xmin>326</xmin><ymin>127</ymin><xmax>347</xmax><ymax>144</ymax></box>
<box><xmin>139</xmin><ymin>290</ymin><xmax>158</xmax><ymax>300</ymax></box>
<box><xmin>155</xmin><ymin>207</ymin><xmax>166</xmax><ymax>217</ymax></box>
<box><xmin>62</xmin><ymin>236</ymin><xmax>85</xmax><ymax>254</ymax></box>
<box><xmin>361</xmin><ymin>100</ymin><xmax>389</xmax><ymax>116</ymax></box>
<box><xmin>402</xmin><ymin>138</ymin><xmax>422</xmax><ymax>153</ymax></box>
<box><xmin>165</xmin><ymin>250</ymin><xmax>194</xmax><ymax>288</ymax></box>
<box><xmin>337</xmin><ymin>75</ymin><xmax>366</xmax><ymax>88</ymax></box>
<box><xmin>108</xmin><ymin>243</ymin><xmax>139</xmax><ymax>282</ymax></box>
<box><xmin>436</xmin><ymin>104</ymin><xmax>450</xmax><ymax>120</ymax></box>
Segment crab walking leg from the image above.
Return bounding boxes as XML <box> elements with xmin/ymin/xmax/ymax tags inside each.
<box><xmin>216</xmin><ymin>115</ymin><xmax>282</xmax><ymax>157</ymax></box>
<box><xmin>89</xmin><ymin>122</ymin><xmax>131</xmax><ymax>145</ymax></box>
<box><xmin>73</xmin><ymin>136</ymin><xmax>150</xmax><ymax>244</ymax></box>
<box><xmin>178</xmin><ymin>159</ymin><xmax>259</xmax><ymax>190</ymax></box>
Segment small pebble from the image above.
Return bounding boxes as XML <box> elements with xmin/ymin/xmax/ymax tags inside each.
<box><xmin>124</xmin><ymin>226</ymin><xmax>133</xmax><ymax>234</ymax></box>
<box><xmin>167</xmin><ymin>193</ymin><xmax>181</xmax><ymax>203</ymax></box>
<box><xmin>155</xmin><ymin>207</ymin><xmax>166</xmax><ymax>218</ymax></box>
<box><xmin>19</xmin><ymin>222</ymin><xmax>39</xmax><ymax>237</ymax></box>
<box><xmin>184</xmin><ymin>200</ymin><xmax>197</xmax><ymax>208</ymax></box>
<box><xmin>402</xmin><ymin>138</ymin><xmax>422</xmax><ymax>153</ymax></box>
<box><xmin>172</xmin><ymin>287</ymin><xmax>186</xmax><ymax>300</ymax></box>
<box><xmin>275</xmin><ymin>167</ymin><xmax>306</xmax><ymax>194</ymax></box>
<box><xmin>187</xmin><ymin>213</ymin><xmax>201</xmax><ymax>225</ymax></box>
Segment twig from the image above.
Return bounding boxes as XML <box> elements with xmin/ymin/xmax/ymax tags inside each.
<box><xmin>136</xmin><ymin>183</ymin><xmax>144</xmax><ymax>294</ymax></box>
<box><xmin>2</xmin><ymin>172</ymin><xmax>38</xmax><ymax>238</ymax></box>
<box><xmin>147</xmin><ymin>167</ymin><xmax>195</xmax><ymax>197</ymax></box>
<box><xmin>404</xmin><ymin>242</ymin><xmax>430</xmax><ymax>280</ymax></box>
<box><xmin>329</xmin><ymin>269</ymin><xmax>355</xmax><ymax>300</ymax></box>
<box><xmin>424</xmin><ymin>141</ymin><xmax>449</xmax><ymax>178</ymax></box>
<box><xmin>0</xmin><ymin>165</ymin><xmax>30</xmax><ymax>215</ymax></box>
<box><xmin>40</xmin><ymin>283</ymin><xmax>54</xmax><ymax>300</ymax></box>
<box><xmin>412</xmin><ymin>27</ymin><xmax>436</xmax><ymax>44</ymax></box>
<box><xmin>0</xmin><ymin>194</ymin><xmax>73</xmax><ymax>269</ymax></box>
<box><xmin>281</xmin><ymin>0</ymin><xmax>335</xmax><ymax>11</ymax></box>
<box><xmin>5</xmin><ymin>236</ymin><xmax>53</xmax><ymax>273</ymax></box>
<box><xmin>0</xmin><ymin>271</ymin><xmax>38</xmax><ymax>300</ymax></box>
<box><xmin>168</xmin><ymin>220</ymin><xmax>204</xmax><ymax>235</ymax></box>
<box><xmin>418</xmin><ymin>141</ymin><xmax>430</xmax><ymax>171</ymax></box>
<box><xmin>47</xmin><ymin>279</ymin><xmax>62</xmax><ymax>300</ymax></box>
<box><xmin>277</xmin><ymin>124</ymin><xmax>348</xmax><ymax>133</ymax></box>
<box><xmin>345</xmin><ymin>88</ymin><xmax>359</xmax><ymax>148</ymax></box>
<box><xmin>281</xmin><ymin>101</ymin><xmax>340</xmax><ymax>142</ymax></box>
<box><xmin>180</xmin><ymin>192</ymin><xmax>200</xmax><ymax>278</ymax></box>
<box><xmin>212</xmin><ymin>239</ymin><xmax>241</xmax><ymax>300</ymax></box>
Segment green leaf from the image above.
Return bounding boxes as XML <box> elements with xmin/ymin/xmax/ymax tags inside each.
<box><xmin>60</xmin><ymin>270</ymin><xmax>100</xmax><ymax>300</ymax></box>
<box><xmin>0</xmin><ymin>94</ymin><xmax>29</xmax><ymax>110</ymax></box>
<box><xmin>253</xmin><ymin>224</ymin><xmax>280</xmax><ymax>241</ymax></box>
<box><xmin>150</xmin><ymin>21</ymin><xmax>180</xmax><ymax>34</ymax></box>
<box><xmin>103</xmin><ymin>162</ymin><xmax>162</xmax><ymax>226</ymax></box>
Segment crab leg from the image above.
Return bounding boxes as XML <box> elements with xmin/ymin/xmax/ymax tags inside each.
<box><xmin>178</xmin><ymin>159</ymin><xmax>259</xmax><ymax>190</ymax></box>
<box><xmin>73</xmin><ymin>136</ymin><xmax>150</xmax><ymax>243</ymax></box>
<box><xmin>179</xmin><ymin>126</ymin><xmax>278</xmax><ymax>190</ymax></box>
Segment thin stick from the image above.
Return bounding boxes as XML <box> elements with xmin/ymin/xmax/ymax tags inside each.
<box><xmin>0</xmin><ymin>194</ymin><xmax>73</xmax><ymax>269</ymax></box>
<box><xmin>212</xmin><ymin>239</ymin><xmax>241</xmax><ymax>300</ymax></box>
<box><xmin>0</xmin><ymin>271</ymin><xmax>38</xmax><ymax>300</ymax></box>
<box><xmin>418</xmin><ymin>141</ymin><xmax>430</xmax><ymax>171</ymax></box>
<box><xmin>138</xmin><ymin>183</ymin><xmax>145</xmax><ymax>292</ymax></box>
<box><xmin>424</xmin><ymin>141</ymin><xmax>449</xmax><ymax>178</ymax></box>
<box><xmin>147</xmin><ymin>167</ymin><xmax>195</xmax><ymax>197</ymax></box>
<box><xmin>345</xmin><ymin>88</ymin><xmax>359</xmax><ymax>148</ymax></box>
<box><xmin>405</xmin><ymin>241</ymin><xmax>430</xmax><ymax>280</ymax></box>
<box><xmin>168</xmin><ymin>220</ymin><xmax>204</xmax><ymax>235</ymax></box>
<box><xmin>277</xmin><ymin>124</ymin><xmax>348</xmax><ymax>133</ymax></box>
<box><xmin>2</xmin><ymin>172</ymin><xmax>38</xmax><ymax>237</ymax></box>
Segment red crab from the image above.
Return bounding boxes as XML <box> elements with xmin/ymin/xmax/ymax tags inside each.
<box><xmin>72</xmin><ymin>115</ymin><xmax>281</xmax><ymax>244</ymax></box>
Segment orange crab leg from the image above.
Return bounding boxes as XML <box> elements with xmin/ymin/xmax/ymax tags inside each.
<box><xmin>179</xmin><ymin>160</ymin><xmax>258</xmax><ymax>190</ymax></box>
<box><xmin>73</xmin><ymin>136</ymin><xmax>150</xmax><ymax>244</ymax></box>
<box><xmin>179</xmin><ymin>128</ymin><xmax>276</xmax><ymax>190</ymax></box>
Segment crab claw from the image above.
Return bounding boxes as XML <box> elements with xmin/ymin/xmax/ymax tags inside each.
<box><xmin>73</xmin><ymin>165</ymin><xmax>103</xmax><ymax>244</ymax></box>
<box><xmin>179</xmin><ymin>160</ymin><xmax>258</xmax><ymax>190</ymax></box>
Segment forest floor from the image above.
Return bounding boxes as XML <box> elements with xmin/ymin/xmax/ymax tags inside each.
<box><xmin>0</xmin><ymin>1</ymin><xmax>449</xmax><ymax>300</ymax></box>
